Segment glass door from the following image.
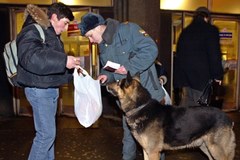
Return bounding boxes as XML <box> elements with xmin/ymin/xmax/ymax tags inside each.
<box><xmin>59</xmin><ymin>8</ymin><xmax>100</xmax><ymax>116</ymax></box>
<box><xmin>213</xmin><ymin>19</ymin><xmax>239</xmax><ymax>111</ymax></box>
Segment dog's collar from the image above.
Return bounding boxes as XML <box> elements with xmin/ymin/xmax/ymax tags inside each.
<box><xmin>125</xmin><ymin>101</ymin><xmax>150</xmax><ymax>117</ymax></box>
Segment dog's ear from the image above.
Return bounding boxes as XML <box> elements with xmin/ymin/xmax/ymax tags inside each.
<box><xmin>125</xmin><ymin>71</ymin><xmax>133</xmax><ymax>87</ymax></box>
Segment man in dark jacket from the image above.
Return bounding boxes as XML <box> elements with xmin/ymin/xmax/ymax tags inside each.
<box><xmin>174</xmin><ymin>7</ymin><xmax>224</xmax><ymax>107</ymax></box>
<box><xmin>78</xmin><ymin>13</ymin><xmax>165</xmax><ymax>160</ymax></box>
<box><xmin>16</xmin><ymin>3</ymin><xmax>80</xmax><ymax>160</ymax></box>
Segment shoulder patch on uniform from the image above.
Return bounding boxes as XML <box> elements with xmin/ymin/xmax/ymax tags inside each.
<box><xmin>139</xmin><ymin>29</ymin><xmax>149</xmax><ymax>37</ymax></box>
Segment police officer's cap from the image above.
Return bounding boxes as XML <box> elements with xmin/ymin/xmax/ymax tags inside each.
<box><xmin>78</xmin><ymin>12</ymin><xmax>105</xmax><ymax>36</ymax></box>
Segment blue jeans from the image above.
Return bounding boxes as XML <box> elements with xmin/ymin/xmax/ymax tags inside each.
<box><xmin>25</xmin><ymin>87</ymin><xmax>59</xmax><ymax>160</ymax></box>
<box><xmin>122</xmin><ymin>116</ymin><xmax>165</xmax><ymax>160</ymax></box>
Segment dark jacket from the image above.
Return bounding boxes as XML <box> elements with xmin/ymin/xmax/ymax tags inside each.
<box><xmin>99</xmin><ymin>19</ymin><xmax>165</xmax><ymax>101</ymax></box>
<box><xmin>174</xmin><ymin>17</ymin><xmax>224</xmax><ymax>91</ymax></box>
<box><xmin>16</xmin><ymin>5</ymin><xmax>73</xmax><ymax>88</ymax></box>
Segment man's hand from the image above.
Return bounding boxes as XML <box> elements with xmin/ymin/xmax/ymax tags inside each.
<box><xmin>214</xmin><ymin>79</ymin><xmax>222</xmax><ymax>85</ymax></box>
<box><xmin>97</xmin><ymin>75</ymin><xmax>108</xmax><ymax>84</ymax></box>
<box><xmin>115</xmin><ymin>66</ymin><xmax>127</xmax><ymax>75</ymax></box>
<box><xmin>66</xmin><ymin>56</ymin><xmax>80</xmax><ymax>69</ymax></box>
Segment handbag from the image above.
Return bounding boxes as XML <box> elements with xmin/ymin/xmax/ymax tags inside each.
<box><xmin>73</xmin><ymin>67</ymin><xmax>102</xmax><ymax>128</ymax></box>
<box><xmin>197</xmin><ymin>80</ymin><xmax>213</xmax><ymax>106</ymax></box>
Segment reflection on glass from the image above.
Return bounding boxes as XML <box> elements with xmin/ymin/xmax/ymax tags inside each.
<box><xmin>213</xmin><ymin>20</ymin><xmax>238</xmax><ymax>110</ymax></box>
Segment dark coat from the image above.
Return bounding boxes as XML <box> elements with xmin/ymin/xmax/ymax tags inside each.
<box><xmin>174</xmin><ymin>18</ymin><xmax>224</xmax><ymax>91</ymax></box>
<box><xmin>99</xmin><ymin>19</ymin><xmax>165</xmax><ymax>101</ymax></box>
<box><xmin>16</xmin><ymin>5</ymin><xmax>73</xmax><ymax>88</ymax></box>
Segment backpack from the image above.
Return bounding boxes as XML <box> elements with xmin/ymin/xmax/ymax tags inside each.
<box><xmin>3</xmin><ymin>23</ymin><xmax>45</xmax><ymax>87</ymax></box>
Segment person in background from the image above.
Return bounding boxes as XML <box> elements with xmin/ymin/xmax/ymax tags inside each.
<box><xmin>173</xmin><ymin>6</ymin><xmax>224</xmax><ymax>107</ymax></box>
<box><xmin>155</xmin><ymin>60</ymin><xmax>167</xmax><ymax>86</ymax></box>
<box><xmin>16</xmin><ymin>3</ymin><xmax>80</xmax><ymax>160</ymax></box>
<box><xmin>78</xmin><ymin>13</ymin><xmax>165</xmax><ymax>160</ymax></box>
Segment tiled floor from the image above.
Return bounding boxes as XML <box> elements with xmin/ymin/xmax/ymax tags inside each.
<box><xmin>0</xmin><ymin>111</ymin><xmax>239</xmax><ymax>160</ymax></box>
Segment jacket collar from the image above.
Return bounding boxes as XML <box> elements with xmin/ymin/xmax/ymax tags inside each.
<box><xmin>102</xmin><ymin>18</ymin><xmax>120</xmax><ymax>45</ymax></box>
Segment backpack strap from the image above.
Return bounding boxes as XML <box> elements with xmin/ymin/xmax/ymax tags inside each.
<box><xmin>33</xmin><ymin>23</ymin><xmax>45</xmax><ymax>43</ymax></box>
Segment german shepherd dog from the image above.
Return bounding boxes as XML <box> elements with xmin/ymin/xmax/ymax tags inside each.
<box><xmin>106</xmin><ymin>72</ymin><xmax>236</xmax><ymax>160</ymax></box>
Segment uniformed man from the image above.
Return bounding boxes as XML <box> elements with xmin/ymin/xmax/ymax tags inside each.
<box><xmin>78</xmin><ymin>12</ymin><xmax>165</xmax><ymax>160</ymax></box>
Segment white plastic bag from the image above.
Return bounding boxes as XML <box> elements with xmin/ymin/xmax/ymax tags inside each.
<box><xmin>74</xmin><ymin>67</ymin><xmax>102</xmax><ymax>128</ymax></box>
<box><xmin>162</xmin><ymin>85</ymin><xmax>172</xmax><ymax>105</ymax></box>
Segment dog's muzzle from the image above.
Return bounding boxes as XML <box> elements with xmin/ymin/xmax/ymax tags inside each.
<box><xmin>106</xmin><ymin>85</ymin><xmax>118</xmax><ymax>96</ymax></box>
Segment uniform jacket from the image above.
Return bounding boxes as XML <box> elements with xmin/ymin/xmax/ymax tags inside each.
<box><xmin>16</xmin><ymin>5</ymin><xmax>73</xmax><ymax>88</ymax></box>
<box><xmin>99</xmin><ymin>19</ymin><xmax>165</xmax><ymax>101</ymax></box>
<box><xmin>174</xmin><ymin>18</ymin><xmax>224</xmax><ymax>91</ymax></box>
